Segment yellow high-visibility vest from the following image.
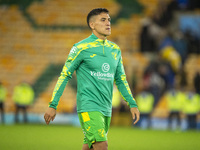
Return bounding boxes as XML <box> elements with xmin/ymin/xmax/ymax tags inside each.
<box><xmin>166</xmin><ymin>90</ymin><xmax>185</xmax><ymax>112</ymax></box>
<box><xmin>13</xmin><ymin>83</ymin><xmax>34</xmax><ymax>105</ymax></box>
<box><xmin>136</xmin><ymin>92</ymin><xmax>154</xmax><ymax>113</ymax></box>
<box><xmin>182</xmin><ymin>93</ymin><xmax>200</xmax><ymax>114</ymax></box>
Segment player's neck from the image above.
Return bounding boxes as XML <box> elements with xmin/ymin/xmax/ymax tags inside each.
<box><xmin>92</xmin><ymin>31</ymin><xmax>107</xmax><ymax>40</ymax></box>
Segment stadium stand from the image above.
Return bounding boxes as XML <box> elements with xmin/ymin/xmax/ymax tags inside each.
<box><xmin>0</xmin><ymin>0</ymin><xmax>199</xmax><ymax>126</ymax></box>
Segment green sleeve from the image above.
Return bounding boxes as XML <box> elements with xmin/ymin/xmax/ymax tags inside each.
<box><xmin>114</xmin><ymin>54</ymin><xmax>137</xmax><ymax>108</ymax></box>
<box><xmin>49</xmin><ymin>46</ymin><xmax>83</xmax><ymax>109</ymax></box>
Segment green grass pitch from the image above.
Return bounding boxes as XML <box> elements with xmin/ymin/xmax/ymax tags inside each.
<box><xmin>0</xmin><ymin>124</ymin><xmax>199</xmax><ymax>150</ymax></box>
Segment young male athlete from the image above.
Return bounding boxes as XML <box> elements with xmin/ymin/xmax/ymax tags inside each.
<box><xmin>44</xmin><ymin>8</ymin><xmax>140</xmax><ymax>150</ymax></box>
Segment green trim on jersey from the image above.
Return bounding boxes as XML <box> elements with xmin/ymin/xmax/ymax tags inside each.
<box><xmin>49</xmin><ymin>33</ymin><xmax>137</xmax><ymax>116</ymax></box>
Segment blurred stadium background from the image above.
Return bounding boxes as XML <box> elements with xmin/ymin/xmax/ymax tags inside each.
<box><xmin>0</xmin><ymin>0</ymin><xmax>200</xmax><ymax>142</ymax></box>
<box><xmin>1</xmin><ymin>0</ymin><xmax>200</xmax><ymax>149</ymax></box>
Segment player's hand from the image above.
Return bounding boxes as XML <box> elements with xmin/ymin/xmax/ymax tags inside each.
<box><xmin>44</xmin><ymin>107</ymin><xmax>56</xmax><ymax>125</ymax></box>
<box><xmin>130</xmin><ymin>107</ymin><xmax>140</xmax><ymax>125</ymax></box>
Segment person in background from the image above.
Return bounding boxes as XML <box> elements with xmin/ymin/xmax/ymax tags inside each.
<box><xmin>182</xmin><ymin>91</ymin><xmax>200</xmax><ymax>130</ymax></box>
<box><xmin>0</xmin><ymin>82</ymin><xmax>7</xmax><ymax>124</ymax></box>
<box><xmin>143</xmin><ymin>62</ymin><xmax>165</xmax><ymax>107</ymax></box>
<box><xmin>13</xmin><ymin>82</ymin><xmax>34</xmax><ymax>123</ymax></box>
<box><xmin>194</xmin><ymin>70</ymin><xmax>200</xmax><ymax>95</ymax></box>
<box><xmin>166</xmin><ymin>88</ymin><xmax>184</xmax><ymax>130</ymax></box>
<box><xmin>136</xmin><ymin>91</ymin><xmax>154</xmax><ymax>129</ymax></box>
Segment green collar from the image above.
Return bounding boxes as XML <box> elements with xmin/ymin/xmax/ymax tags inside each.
<box><xmin>90</xmin><ymin>33</ymin><xmax>107</xmax><ymax>43</ymax></box>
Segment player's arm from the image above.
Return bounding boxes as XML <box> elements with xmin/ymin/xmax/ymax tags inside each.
<box><xmin>114</xmin><ymin>53</ymin><xmax>140</xmax><ymax>124</ymax></box>
<box><xmin>44</xmin><ymin>46</ymin><xmax>83</xmax><ymax>125</ymax></box>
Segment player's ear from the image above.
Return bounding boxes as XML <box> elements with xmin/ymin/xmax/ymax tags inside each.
<box><xmin>90</xmin><ymin>21</ymin><xmax>95</xmax><ymax>30</ymax></box>
<box><xmin>89</xmin><ymin>16</ymin><xmax>96</xmax><ymax>30</ymax></box>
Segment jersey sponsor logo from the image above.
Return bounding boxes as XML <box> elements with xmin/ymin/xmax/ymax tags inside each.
<box><xmin>90</xmin><ymin>71</ymin><xmax>114</xmax><ymax>78</ymax></box>
<box><xmin>90</xmin><ymin>63</ymin><xmax>114</xmax><ymax>81</ymax></box>
<box><xmin>90</xmin><ymin>54</ymin><xmax>97</xmax><ymax>58</ymax></box>
<box><xmin>102</xmin><ymin>63</ymin><xmax>110</xmax><ymax>72</ymax></box>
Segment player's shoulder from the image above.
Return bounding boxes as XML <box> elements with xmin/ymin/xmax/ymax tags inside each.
<box><xmin>75</xmin><ymin>37</ymin><xmax>90</xmax><ymax>45</ymax></box>
<box><xmin>73</xmin><ymin>35</ymin><xmax>92</xmax><ymax>49</ymax></box>
<box><xmin>106</xmin><ymin>40</ymin><xmax>121</xmax><ymax>50</ymax></box>
<box><xmin>69</xmin><ymin>35</ymin><xmax>94</xmax><ymax>56</ymax></box>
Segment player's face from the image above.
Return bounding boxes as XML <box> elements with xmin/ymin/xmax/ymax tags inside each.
<box><xmin>90</xmin><ymin>12</ymin><xmax>111</xmax><ymax>40</ymax></box>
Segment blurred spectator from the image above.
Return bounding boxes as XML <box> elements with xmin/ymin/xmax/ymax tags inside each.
<box><xmin>143</xmin><ymin>60</ymin><xmax>165</xmax><ymax>107</ymax></box>
<box><xmin>158</xmin><ymin>61</ymin><xmax>175</xmax><ymax>91</ymax></box>
<box><xmin>194</xmin><ymin>70</ymin><xmax>200</xmax><ymax>94</ymax></box>
<box><xmin>152</xmin><ymin>0</ymin><xmax>178</xmax><ymax>27</ymax></box>
<box><xmin>184</xmin><ymin>30</ymin><xmax>200</xmax><ymax>54</ymax></box>
<box><xmin>0</xmin><ymin>82</ymin><xmax>7</xmax><ymax>124</ymax></box>
<box><xmin>172</xmin><ymin>31</ymin><xmax>188</xmax><ymax>64</ymax></box>
<box><xmin>136</xmin><ymin>91</ymin><xmax>154</xmax><ymax>129</ymax></box>
<box><xmin>140</xmin><ymin>18</ymin><xmax>156</xmax><ymax>52</ymax></box>
<box><xmin>158</xmin><ymin>31</ymin><xmax>182</xmax><ymax>74</ymax></box>
<box><xmin>13</xmin><ymin>82</ymin><xmax>34</xmax><ymax>123</ymax></box>
<box><xmin>159</xmin><ymin>31</ymin><xmax>174</xmax><ymax>50</ymax></box>
<box><xmin>166</xmin><ymin>89</ymin><xmax>185</xmax><ymax>130</ymax></box>
<box><xmin>182</xmin><ymin>92</ymin><xmax>200</xmax><ymax>130</ymax></box>
<box><xmin>177</xmin><ymin>0</ymin><xmax>189</xmax><ymax>10</ymax></box>
<box><xmin>179</xmin><ymin>68</ymin><xmax>188</xmax><ymax>88</ymax></box>
<box><xmin>151</xmin><ymin>0</ymin><xmax>168</xmax><ymax>27</ymax></box>
<box><xmin>188</xmin><ymin>0</ymin><xmax>200</xmax><ymax>10</ymax></box>
<box><xmin>159</xmin><ymin>44</ymin><xmax>182</xmax><ymax>73</ymax></box>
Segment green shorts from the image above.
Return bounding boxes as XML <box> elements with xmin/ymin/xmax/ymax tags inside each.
<box><xmin>78</xmin><ymin>111</ymin><xmax>111</xmax><ymax>148</ymax></box>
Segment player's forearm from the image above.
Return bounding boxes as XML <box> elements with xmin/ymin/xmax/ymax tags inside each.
<box><xmin>48</xmin><ymin>50</ymin><xmax>79</xmax><ymax>109</ymax></box>
<box><xmin>115</xmin><ymin>76</ymin><xmax>137</xmax><ymax>108</ymax></box>
<box><xmin>49</xmin><ymin>73</ymin><xmax>70</xmax><ymax>109</ymax></box>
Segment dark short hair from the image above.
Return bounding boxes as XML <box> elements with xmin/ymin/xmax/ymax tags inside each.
<box><xmin>87</xmin><ymin>8</ymin><xmax>109</xmax><ymax>29</ymax></box>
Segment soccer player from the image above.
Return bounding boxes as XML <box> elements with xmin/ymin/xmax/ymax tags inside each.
<box><xmin>44</xmin><ymin>8</ymin><xmax>140</xmax><ymax>150</ymax></box>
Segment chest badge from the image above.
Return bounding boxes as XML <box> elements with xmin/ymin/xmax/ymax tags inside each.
<box><xmin>102</xmin><ymin>63</ymin><xmax>110</xmax><ymax>72</ymax></box>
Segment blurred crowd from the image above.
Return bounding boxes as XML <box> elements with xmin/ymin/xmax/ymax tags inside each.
<box><xmin>112</xmin><ymin>0</ymin><xmax>200</xmax><ymax>130</ymax></box>
<box><xmin>137</xmin><ymin>0</ymin><xmax>200</xmax><ymax>130</ymax></box>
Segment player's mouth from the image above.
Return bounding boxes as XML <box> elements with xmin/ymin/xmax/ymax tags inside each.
<box><xmin>106</xmin><ymin>27</ymin><xmax>111</xmax><ymax>31</ymax></box>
